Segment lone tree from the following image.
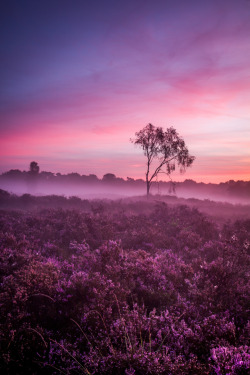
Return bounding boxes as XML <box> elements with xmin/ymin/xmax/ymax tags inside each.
<box><xmin>27</xmin><ymin>161</ymin><xmax>40</xmax><ymax>193</ymax></box>
<box><xmin>131</xmin><ymin>123</ymin><xmax>195</xmax><ymax>197</ymax></box>
<box><xmin>29</xmin><ymin>161</ymin><xmax>40</xmax><ymax>175</ymax></box>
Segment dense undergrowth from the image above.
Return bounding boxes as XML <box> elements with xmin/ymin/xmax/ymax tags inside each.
<box><xmin>0</xmin><ymin>193</ymin><xmax>249</xmax><ymax>374</ymax></box>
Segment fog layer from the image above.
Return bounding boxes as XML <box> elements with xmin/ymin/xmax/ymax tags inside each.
<box><xmin>0</xmin><ymin>173</ymin><xmax>250</xmax><ymax>204</ymax></box>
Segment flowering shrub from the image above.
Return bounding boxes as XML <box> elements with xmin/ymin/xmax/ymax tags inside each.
<box><xmin>0</xmin><ymin>198</ymin><xmax>249</xmax><ymax>374</ymax></box>
<box><xmin>210</xmin><ymin>346</ymin><xmax>250</xmax><ymax>375</ymax></box>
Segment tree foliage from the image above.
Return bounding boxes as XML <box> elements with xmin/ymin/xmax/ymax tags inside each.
<box><xmin>131</xmin><ymin>124</ymin><xmax>195</xmax><ymax>196</ymax></box>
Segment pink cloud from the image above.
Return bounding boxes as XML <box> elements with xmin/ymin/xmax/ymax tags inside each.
<box><xmin>1</xmin><ymin>0</ymin><xmax>250</xmax><ymax>183</ymax></box>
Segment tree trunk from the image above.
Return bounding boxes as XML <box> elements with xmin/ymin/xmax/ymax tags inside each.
<box><xmin>146</xmin><ymin>179</ymin><xmax>150</xmax><ymax>198</ymax></box>
<box><xmin>146</xmin><ymin>161</ymin><xmax>150</xmax><ymax>198</ymax></box>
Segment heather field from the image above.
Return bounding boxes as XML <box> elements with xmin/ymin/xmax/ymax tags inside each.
<box><xmin>0</xmin><ymin>192</ymin><xmax>249</xmax><ymax>374</ymax></box>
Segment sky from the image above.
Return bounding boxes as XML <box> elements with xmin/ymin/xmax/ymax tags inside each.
<box><xmin>0</xmin><ymin>0</ymin><xmax>250</xmax><ymax>183</ymax></box>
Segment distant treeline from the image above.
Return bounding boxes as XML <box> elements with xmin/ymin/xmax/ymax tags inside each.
<box><xmin>0</xmin><ymin>168</ymin><xmax>250</xmax><ymax>199</ymax></box>
<box><xmin>1</xmin><ymin>169</ymin><xmax>144</xmax><ymax>184</ymax></box>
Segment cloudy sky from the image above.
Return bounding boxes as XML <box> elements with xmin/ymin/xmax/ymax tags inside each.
<box><xmin>1</xmin><ymin>0</ymin><xmax>250</xmax><ymax>182</ymax></box>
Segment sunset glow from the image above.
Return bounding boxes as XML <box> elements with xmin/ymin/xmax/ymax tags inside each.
<box><xmin>1</xmin><ymin>0</ymin><xmax>250</xmax><ymax>183</ymax></box>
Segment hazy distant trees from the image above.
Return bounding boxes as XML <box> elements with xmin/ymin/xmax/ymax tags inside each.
<box><xmin>131</xmin><ymin>124</ymin><xmax>195</xmax><ymax>197</ymax></box>
<box><xmin>3</xmin><ymin>169</ymin><xmax>23</xmax><ymax>178</ymax></box>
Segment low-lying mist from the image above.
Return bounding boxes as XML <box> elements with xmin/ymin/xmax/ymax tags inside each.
<box><xmin>0</xmin><ymin>176</ymin><xmax>250</xmax><ymax>205</ymax></box>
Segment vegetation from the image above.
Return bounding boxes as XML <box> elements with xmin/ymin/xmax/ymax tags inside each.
<box><xmin>29</xmin><ymin>162</ymin><xmax>40</xmax><ymax>175</ymax></box>
<box><xmin>131</xmin><ymin>124</ymin><xmax>195</xmax><ymax>196</ymax></box>
<box><xmin>0</xmin><ymin>193</ymin><xmax>249</xmax><ymax>374</ymax></box>
<box><xmin>1</xmin><ymin>166</ymin><xmax>250</xmax><ymax>202</ymax></box>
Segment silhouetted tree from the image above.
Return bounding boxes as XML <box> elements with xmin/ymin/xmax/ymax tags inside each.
<box><xmin>131</xmin><ymin>124</ymin><xmax>195</xmax><ymax>197</ymax></box>
<box><xmin>103</xmin><ymin>173</ymin><xmax>116</xmax><ymax>182</ymax></box>
<box><xmin>29</xmin><ymin>161</ymin><xmax>39</xmax><ymax>175</ymax></box>
<box><xmin>27</xmin><ymin>161</ymin><xmax>39</xmax><ymax>193</ymax></box>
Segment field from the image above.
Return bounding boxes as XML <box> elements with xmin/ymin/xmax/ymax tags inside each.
<box><xmin>0</xmin><ymin>191</ymin><xmax>249</xmax><ymax>374</ymax></box>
